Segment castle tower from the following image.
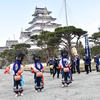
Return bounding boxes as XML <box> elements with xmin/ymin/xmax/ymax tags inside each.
<box><xmin>20</xmin><ymin>7</ymin><xmax>61</xmax><ymax>46</ymax></box>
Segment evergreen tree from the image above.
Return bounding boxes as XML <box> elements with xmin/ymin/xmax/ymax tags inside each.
<box><xmin>0</xmin><ymin>43</ymin><xmax>30</xmax><ymax>67</ymax></box>
<box><xmin>30</xmin><ymin>31</ymin><xmax>61</xmax><ymax>63</ymax></box>
<box><xmin>90</xmin><ymin>45</ymin><xmax>100</xmax><ymax>57</ymax></box>
<box><xmin>55</xmin><ymin>26</ymin><xmax>87</xmax><ymax>56</ymax></box>
<box><xmin>89</xmin><ymin>32</ymin><xmax>100</xmax><ymax>45</ymax></box>
<box><xmin>77</xmin><ymin>41</ymin><xmax>85</xmax><ymax>58</ymax></box>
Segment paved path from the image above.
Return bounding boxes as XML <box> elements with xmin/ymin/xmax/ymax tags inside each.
<box><xmin>0</xmin><ymin>69</ymin><xmax>100</xmax><ymax>100</ymax></box>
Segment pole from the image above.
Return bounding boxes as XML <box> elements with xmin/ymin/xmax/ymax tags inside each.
<box><xmin>13</xmin><ymin>34</ymin><xmax>15</xmax><ymax>40</ymax></box>
<box><xmin>64</xmin><ymin>0</ymin><xmax>68</xmax><ymax>26</ymax></box>
<box><xmin>21</xmin><ymin>27</ymin><xmax>23</xmax><ymax>43</ymax></box>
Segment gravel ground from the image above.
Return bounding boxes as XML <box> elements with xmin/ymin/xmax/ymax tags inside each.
<box><xmin>0</xmin><ymin>69</ymin><xmax>100</xmax><ymax>100</ymax></box>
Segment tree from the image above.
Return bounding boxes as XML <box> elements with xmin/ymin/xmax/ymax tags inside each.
<box><xmin>90</xmin><ymin>45</ymin><xmax>100</xmax><ymax>57</ymax></box>
<box><xmin>31</xmin><ymin>31</ymin><xmax>49</xmax><ymax>63</ymax></box>
<box><xmin>0</xmin><ymin>43</ymin><xmax>31</xmax><ymax>67</ymax></box>
<box><xmin>74</xmin><ymin>28</ymin><xmax>87</xmax><ymax>50</ymax></box>
<box><xmin>77</xmin><ymin>41</ymin><xmax>85</xmax><ymax>58</ymax></box>
<box><xmin>46</xmin><ymin>32</ymin><xmax>61</xmax><ymax>56</ymax></box>
<box><xmin>55</xmin><ymin>26</ymin><xmax>87</xmax><ymax>56</ymax></box>
<box><xmin>0</xmin><ymin>49</ymin><xmax>16</xmax><ymax>64</ymax></box>
<box><xmin>89</xmin><ymin>32</ymin><xmax>100</xmax><ymax>45</ymax></box>
<box><xmin>11</xmin><ymin>43</ymin><xmax>31</xmax><ymax>66</ymax></box>
<box><xmin>38</xmin><ymin>49</ymin><xmax>46</xmax><ymax>62</ymax></box>
<box><xmin>30</xmin><ymin>31</ymin><xmax>61</xmax><ymax>63</ymax></box>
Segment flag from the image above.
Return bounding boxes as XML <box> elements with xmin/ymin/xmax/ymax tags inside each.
<box><xmin>84</xmin><ymin>34</ymin><xmax>91</xmax><ymax>58</ymax></box>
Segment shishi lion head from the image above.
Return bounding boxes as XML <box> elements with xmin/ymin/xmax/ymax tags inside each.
<box><xmin>71</xmin><ymin>47</ymin><xmax>77</xmax><ymax>55</ymax></box>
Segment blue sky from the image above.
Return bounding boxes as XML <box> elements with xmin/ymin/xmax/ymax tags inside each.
<box><xmin>0</xmin><ymin>0</ymin><xmax>100</xmax><ymax>47</ymax></box>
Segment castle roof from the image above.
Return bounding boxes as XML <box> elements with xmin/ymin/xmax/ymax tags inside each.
<box><xmin>6</xmin><ymin>40</ymin><xmax>19</xmax><ymax>47</ymax></box>
<box><xmin>32</xmin><ymin>7</ymin><xmax>52</xmax><ymax>16</ymax></box>
<box><xmin>20</xmin><ymin>32</ymin><xmax>31</xmax><ymax>39</ymax></box>
<box><xmin>32</xmin><ymin>29</ymin><xmax>43</xmax><ymax>33</ymax></box>
<box><xmin>0</xmin><ymin>47</ymin><xmax>9</xmax><ymax>53</ymax></box>
<box><xmin>26</xmin><ymin>22</ymin><xmax>61</xmax><ymax>31</ymax></box>
<box><xmin>29</xmin><ymin>16</ymin><xmax>56</xmax><ymax>24</ymax></box>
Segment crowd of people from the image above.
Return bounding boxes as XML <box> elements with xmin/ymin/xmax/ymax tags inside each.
<box><xmin>48</xmin><ymin>51</ymin><xmax>100</xmax><ymax>81</ymax></box>
<box><xmin>4</xmin><ymin>49</ymin><xmax>100</xmax><ymax>97</ymax></box>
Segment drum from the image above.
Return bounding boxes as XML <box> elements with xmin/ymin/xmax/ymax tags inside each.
<box><xmin>36</xmin><ymin>72</ymin><xmax>43</xmax><ymax>77</ymax></box>
<box><xmin>15</xmin><ymin>75</ymin><xmax>21</xmax><ymax>81</ymax></box>
<box><xmin>63</xmin><ymin>68</ymin><xmax>69</xmax><ymax>72</ymax></box>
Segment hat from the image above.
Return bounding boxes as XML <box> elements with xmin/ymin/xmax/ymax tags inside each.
<box><xmin>16</xmin><ymin>51</ymin><xmax>24</xmax><ymax>58</ymax></box>
<box><xmin>94</xmin><ymin>55</ymin><xmax>97</xmax><ymax>57</ymax></box>
<box><xmin>15</xmin><ymin>51</ymin><xmax>25</xmax><ymax>63</ymax></box>
<box><xmin>33</xmin><ymin>52</ymin><xmax>41</xmax><ymax>60</ymax></box>
<box><xmin>61</xmin><ymin>48</ymin><xmax>68</xmax><ymax>56</ymax></box>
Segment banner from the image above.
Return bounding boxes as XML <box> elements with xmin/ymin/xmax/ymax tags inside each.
<box><xmin>84</xmin><ymin>34</ymin><xmax>91</xmax><ymax>59</ymax></box>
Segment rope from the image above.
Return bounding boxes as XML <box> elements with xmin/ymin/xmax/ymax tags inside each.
<box><xmin>57</xmin><ymin>0</ymin><xmax>64</xmax><ymax>26</ymax></box>
<box><xmin>66</xmin><ymin>2</ymin><xmax>80</xmax><ymax>27</ymax></box>
<box><xmin>57</xmin><ymin>0</ymin><xmax>80</xmax><ymax>27</ymax></box>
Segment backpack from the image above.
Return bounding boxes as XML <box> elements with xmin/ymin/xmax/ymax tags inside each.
<box><xmin>49</xmin><ymin>60</ymin><xmax>53</xmax><ymax>65</ymax></box>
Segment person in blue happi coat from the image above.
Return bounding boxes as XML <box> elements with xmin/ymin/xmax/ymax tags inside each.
<box><xmin>83</xmin><ymin>54</ymin><xmax>90</xmax><ymax>74</ymax></box>
<box><xmin>94</xmin><ymin>55</ymin><xmax>99</xmax><ymax>72</ymax></box>
<box><xmin>88</xmin><ymin>57</ymin><xmax>92</xmax><ymax>72</ymax></box>
<box><xmin>48</xmin><ymin>57</ymin><xmax>54</xmax><ymax>75</ymax></box>
<box><xmin>53</xmin><ymin>57</ymin><xmax>60</xmax><ymax>78</ymax></box>
<box><xmin>70</xmin><ymin>56</ymin><xmax>75</xmax><ymax>80</ymax></box>
<box><xmin>75</xmin><ymin>55</ymin><xmax>80</xmax><ymax>74</ymax></box>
